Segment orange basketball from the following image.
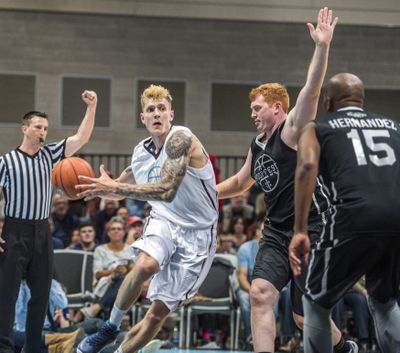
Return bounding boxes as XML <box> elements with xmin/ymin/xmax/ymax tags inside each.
<box><xmin>52</xmin><ymin>157</ymin><xmax>95</xmax><ymax>200</ymax></box>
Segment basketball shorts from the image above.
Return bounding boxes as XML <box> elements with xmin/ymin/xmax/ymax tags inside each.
<box><xmin>252</xmin><ymin>224</ymin><xmax>321</xmax><ymax>315</ymax></box>
<box><xmin>132</xmin><ymin>215</ymin><xmax>217</xmax><ymax>311</ymax></box>
<box><xmin>305</xmin><ymin>235</ymin><xmax>400</xmax><ymax>309</ymax></box>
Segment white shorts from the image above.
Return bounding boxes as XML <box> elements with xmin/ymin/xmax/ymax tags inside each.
<box><xmin>131</xmin><ymin>216</ymin><xmax>217</xmax><ymax>311</ymax></box>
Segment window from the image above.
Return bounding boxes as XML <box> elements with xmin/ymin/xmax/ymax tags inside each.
<box><xmin>364</xmin><ymin>89</ymin><xmax>399</xmax><ymax>120</ymax></box>
<box><xmin>0</xmin><ymin>74</ymin><xmax>35</xmax><ymax>124</ymax></box>
<box><xmin>211</xmin><ymin>83</ymin><xmax>256</xmax><ymax>132</ymax></box>
<box><xmin>62</xmin><ymin>77</ymin><xmax>111</xmax><ymax>127</ymax></box>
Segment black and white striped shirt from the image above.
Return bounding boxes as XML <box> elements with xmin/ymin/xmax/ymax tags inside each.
<box><xmin>0</xmin><ymin>139</ymin><xmax>66</xmax><ymax>220</ymax></box>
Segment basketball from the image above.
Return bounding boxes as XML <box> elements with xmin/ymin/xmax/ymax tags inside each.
<box><xmin>52</xmin><ymin>157</ymin><xmax>95</xmax><ymax>200</ymax></box>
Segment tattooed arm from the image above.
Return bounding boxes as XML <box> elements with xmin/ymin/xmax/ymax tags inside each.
<box><xmin>76</xmin><ymin>130</ymin><xmax>192</xmax><ymax>202</ymax></box>
<box><xmin>115</xmin><ymin>130</ymin><xmax>191</xmax><ymax>201</ymax></box>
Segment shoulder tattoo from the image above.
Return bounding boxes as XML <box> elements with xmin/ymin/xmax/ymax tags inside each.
<box><xmin>165</xmin><ymin>130</ymin><xmax>192</xmax><ymax>159</ymax></box>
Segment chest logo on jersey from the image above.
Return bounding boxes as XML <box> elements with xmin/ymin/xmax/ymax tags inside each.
<box><xmin>147</xmin><ymin>165</ymin><xmax>162</xmax><ymax>183</ymax></box>
<box><xmin>254</xmin><ymin>153</ymin><xmax>279</xmax><ymax>193</ymax></box>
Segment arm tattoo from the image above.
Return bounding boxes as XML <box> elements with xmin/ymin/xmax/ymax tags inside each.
<box><xmin>165</xmin><ymin>130</ymin><xmax>192</xmax><ymax>159</ymax></box>
<box><xmin>115</xmin><ymin>130</ymin><xmax>192</xmax><ymax>201</ymax></box>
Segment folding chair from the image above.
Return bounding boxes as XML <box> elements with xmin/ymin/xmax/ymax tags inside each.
<box><xmin>185</xmin><ymin>256</ymin><xmax>238</xmax><ymax>348</ymax></box>
<box><xmin>53</xmin><ymin>249</ymin><xmax>94</xmax><ymax>309</ymax></box>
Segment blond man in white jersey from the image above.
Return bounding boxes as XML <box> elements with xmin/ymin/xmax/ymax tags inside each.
<box><xmin>76</xmin><ymin>85</ymin><xmax>218</xmax><ymax>353</ymax></box>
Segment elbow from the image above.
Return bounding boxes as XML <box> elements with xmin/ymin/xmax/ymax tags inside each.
<box><xmin>162</xmin><ymin>189</ymin><xmax>177</xmax><ymax>203</ymax></box>
<box><xmin>297</xmin><ymin>161</ymin><xmax>317</xmax><ymax>181</ymax></box>
<box><xmin>80</xmin><ymin>136</ymin><xmax>90</xmax><ymax>147</ymax></box>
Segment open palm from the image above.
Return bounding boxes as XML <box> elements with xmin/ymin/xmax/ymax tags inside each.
<box><xmin>308</xmin><ymin>7</ymin><xmax>338</xmax><ymax>46</ymax></box>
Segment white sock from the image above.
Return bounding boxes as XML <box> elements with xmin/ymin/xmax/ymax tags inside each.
<box><xmin>109</xmin><ymin>305</ymin><xmax>128</xmax><ymax>328</ymax></box>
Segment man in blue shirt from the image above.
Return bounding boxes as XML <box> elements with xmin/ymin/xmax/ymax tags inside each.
<box><xmin>236</xmin><ymin>222</ymin><xmax>263</xmax><ymax>343</ymax></box>
<box><xmin>15</xmin><ymin>280</ymin><xmax>68</xmax><ymax>333</ymax></box>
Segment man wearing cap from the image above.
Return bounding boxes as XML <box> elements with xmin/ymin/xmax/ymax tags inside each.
<box><xmin>125</xmin><ymin>217</ymin><xmax>144</xmax><ymax>245</ymax></box>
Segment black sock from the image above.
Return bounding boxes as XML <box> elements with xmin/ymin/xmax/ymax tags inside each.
<box><xmin>333</xmin><ymin>336</ymin><xmax>346</xmax><ymax>353</ymax></box>
<box><xmin>334</xmin><ymin>337</ymin><xmax>350</xmax><ymax>353</ymax></box>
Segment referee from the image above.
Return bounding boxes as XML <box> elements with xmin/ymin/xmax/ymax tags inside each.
<box><xmin>0</xmin><ymin>90</ymin><xmax>97</xmax><ymax>353</ymax></box>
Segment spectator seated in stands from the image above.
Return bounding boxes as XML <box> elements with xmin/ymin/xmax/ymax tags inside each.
<box><xmin>125</xmin><ymin>216</ymin><xmax>144</xmax><ymax>245</ymax></box>
<box><xmin>116</xmin><ymin>206</ymin><xmax>129</xmax><ymax>224</ymax></box>
<box><xmin>236</xmin><ymin>221</ymin><xmax>263</xmax><ymax>347</ymax></box>
<box><xmin>70</xmin><ymin>221</ymin><xmax>97</xmax><ymax>252</ymax></box>
<box><xmin>216</xmin><ymin>233</ymin><xmax>236</xmax><ymax>255</ymax></box>
<box><xmin>220</xmin><ymin>191</ymin><xmax>254</xmax><ymax>233</ymax></box>
<box><xmin>92</xmin><ymin>199</ymin><xmax>118</xmax><ymax>244</ymax></box>
<box><xmin>79</xmin><ymin>217</ymin><xmax>133</xmax><ymax>320</ymax></box>
<box><xmin>51</xmin><ymin>194</ymin><xmax>79</xmax><ymax>248</ymax></box>
<box><xmin>229</xmin><ymin>215</ymin><xmax>249</xmax><ymax>251</ymax></box>
<box><xmin>14</xmin><ymin>278</ymin><xmax>86</xmax><ymax>353</ymax></box>
<box><xmin>66</xmin><ymin>227</ymin><xmax>81</xmax><ymax>249</ymax></box>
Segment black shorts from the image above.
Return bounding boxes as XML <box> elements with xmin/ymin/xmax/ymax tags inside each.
<box><xmin>252</xmin><ymin>225</ymin><xmax>321</xmax><ymax>315</ymax></box>
<box><xmin>305</xmin><ymin>235</ymin><xmax>400</xmax><ymax>309</ymax></box>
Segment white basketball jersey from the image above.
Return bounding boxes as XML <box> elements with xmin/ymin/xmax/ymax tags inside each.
<box><xmin>131</xmin><ymin>126</ymin><xmax>218</xmax><ymax>229</ymax></box>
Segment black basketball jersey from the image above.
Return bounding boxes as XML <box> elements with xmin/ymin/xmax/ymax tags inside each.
<box><xmin>251</xmin><ymin>120</ymin><xmax>329</xmax><ymax>236</ymax></box>
<box><xmin>316</xmin><ymin>108</ymin><xmax>400</xmax><ymax>237</ymax></box>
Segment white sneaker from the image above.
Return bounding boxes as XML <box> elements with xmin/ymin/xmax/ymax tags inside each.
<box><xmin>138</xmin><ymin>339</ymin><xmax>163</xmax><ymax>353</ymax></box>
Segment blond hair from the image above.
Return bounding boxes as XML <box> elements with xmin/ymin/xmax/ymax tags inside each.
<box><xmin>249</xmin><ymin>83</ymin><xmax>290</xmax><ymax>113</ymax></box>
<box><xmin>140</xmin><ymin>85</ymin><xmax>172</xmax><ymax>110</ymax></box>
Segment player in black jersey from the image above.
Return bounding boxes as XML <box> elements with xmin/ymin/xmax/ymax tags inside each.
<box><xmin>289</xmin><ymin>72</ymin><xmax>400</xmax><ymax>353</ymax></box>
<box><xmin>217</xmin><ymin>7</ymin><xmax>357</xmax><ymax>353</ymax></box>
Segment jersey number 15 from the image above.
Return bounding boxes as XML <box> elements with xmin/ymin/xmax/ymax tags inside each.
<box><xmin>347</xmin><ymin>129</ymin><xmax>396</xmax><ymax>167</ymax></box>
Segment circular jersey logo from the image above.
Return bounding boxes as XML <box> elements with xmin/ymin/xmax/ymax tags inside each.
<box><xmin>147</xmin><ymin>165</ymin><xmax>162</xmax><ymax>183</ymax></box>
<box><xmin>254</xmin><ymin>153</ymin><xmax>279</xmax><ymax>192</ymax></box>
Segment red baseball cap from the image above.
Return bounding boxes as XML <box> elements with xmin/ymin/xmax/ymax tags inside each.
<box><xmin>127</xmin><ymin>216</ymin><xmax>143</xmax><ymax>226</ymax></box>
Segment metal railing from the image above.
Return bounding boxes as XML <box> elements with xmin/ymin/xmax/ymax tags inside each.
<box><xmin>78</xmin><ymin>153</ymin><xmax>246</xmax><ymax>181</ymax></box>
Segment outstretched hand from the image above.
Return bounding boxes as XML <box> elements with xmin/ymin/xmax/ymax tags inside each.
<box><xmin>76</xmin><ymin>164</ymin><xmax>118</xmax><ymax>201</ymax></box>
<box><xmin>307</xmin><ymin>7</ymin><xmax>338</xmax><ymax>46</ymax></box>
<box><xmin>289</xmin><ymin>232</ymin><xmax>310</xmax><ymax>276</ymax></box>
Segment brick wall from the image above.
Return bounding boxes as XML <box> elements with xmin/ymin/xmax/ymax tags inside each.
<box><xmin>0</xmin><ymin>10</ymin><xmax>399</xmax><ymax>156</ymax></box>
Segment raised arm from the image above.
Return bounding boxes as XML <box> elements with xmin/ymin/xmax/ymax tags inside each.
<box><xmin>217</xmin><ymin>149</ymin><xmax>255</xmax><ymax>199</ymax></box>
<box><xmin>76</xmin><ymin>129</ymin><xmax>192</xmax><ymax>202</ymax></box>
<box><xmin>289</xmin><ymin>122</ymin><xmax>320</xmax><ymax>276</ymax></box>
<box><xmin>282</xmin><ymin>7</ymin><xmax>338</xmax><ymax>147</ymax></box>
<box><xmin>65</xmin><ymin>90</ymin><xmax>97</xmax><ymax>157</ymax></box>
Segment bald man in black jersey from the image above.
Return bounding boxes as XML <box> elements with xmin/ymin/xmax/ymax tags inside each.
<box><xmin>290</xmin><ymin>73</ymin><xmax>400</xmax><ymax>353</ymax></box>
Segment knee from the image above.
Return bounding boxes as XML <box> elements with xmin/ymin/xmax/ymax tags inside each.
<box><xmin>250</xmin><ymin>280</ymin><xmax>278</xmax><ymax>309</ymax></box>
<box><xmin>293</xmin><ymin>312</ymin><xmax>304</xmax><ymax>330</ymax></box>
<box><xmin>144</xmin><ymin>309</ymin><xmax>167</xmax><ymax>327</ymax></box>
<box><xmin>134</xmin><ymin>254</ymin><xmax>159</xmax><ymax>278</ymax></box>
